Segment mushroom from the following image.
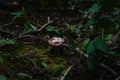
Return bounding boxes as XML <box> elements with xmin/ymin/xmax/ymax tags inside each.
<box><xmin>48</xmin><ymin>37</ymin><xmax>64</xmax><ymax>46</ymax></box>
<box><xmin>48</xmin><ymin>37</ymin><xmax>64</xmax><ymax>55</ymax></box>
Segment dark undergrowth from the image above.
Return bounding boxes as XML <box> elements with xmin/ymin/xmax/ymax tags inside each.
<box><xmin>0</xmin><ymin>0</ymin><xmax>120</xmax><ymax>80</ymax></box>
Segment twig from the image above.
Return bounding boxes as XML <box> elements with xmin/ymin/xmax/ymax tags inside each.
<box><xmin>38</xmin><ymin>17</ymin><xmax>58</xmax><ymax>31</ymax></box>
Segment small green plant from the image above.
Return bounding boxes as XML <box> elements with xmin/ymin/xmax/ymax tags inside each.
<box><xmin>41</xmin><ymin>61</ymin><xmax>48</xmax><ymax>70</ymax></box>
<box><xmin>24</xmin><ymin>21</ymin><xmax>38</xmax><ymax>32</ymax></box>
<box><xmin>87</xmin><ymin>38</ymin><xmax>109</xmax><ymax>55</ymax></box>
<box><xmin>79</xmin><ymin>39</ymin><xmax>90</xmax><ymax>51</ymax></box>
<box><xmin>104</xmin><ymin>34</ymin><xmax>113</xmax><ymax>41</ymax></box>
<box><xmin>65</xmin><ymin>23</ymin><xmax>82</xmax><ymax>36</ymax></box>
<box><xmin>81</xmin><ymin>3</ymin><xmax>101</xmax><ymax>19</ymax></box>
<box><xmin>0</xmin><ymin>39</ymin><xmax>16</xmax><ymax>45</ymax></box>
<box><xmin>85</xmin><ymin>17</ymin><xmax>96</xmax><ymax>28</ymax></box>
<box><xmin>86</xmin><ymin>37</ymin><xmax>116</xmax><ymax>69</ymax></box>
<box><xmin>11</xmin><ymin>7</ymin><xmax>26</xmax><ymax>17</ymax></box>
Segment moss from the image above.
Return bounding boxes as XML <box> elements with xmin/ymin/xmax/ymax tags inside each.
<box><xmin>14</xmin><ymin>45</ymin><xmax>50</xmax><ymax>56</ymax></box>
<box><xmin>0</xmin><ymin>44</ymin><xmax>69</xmax><ymax>80</ymax></box>
<box><xmin>13</xmin><ymin>45</ymin><xmax>69</xmax><ymax>72</ymax></box>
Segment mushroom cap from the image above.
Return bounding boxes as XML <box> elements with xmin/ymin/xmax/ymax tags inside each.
<box><xmin>48</xmin><ymin>37</ymin><xmax>64</xmax><ymax>46</ymax></box>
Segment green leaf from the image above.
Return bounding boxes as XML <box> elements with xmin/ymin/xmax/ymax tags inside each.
<box><xmin>115</xmin><ymin>23</ymin><xmax>120</xmax><ymax>29</ymax></box>
<box><xmin>46</xmin><ymin>26</ymin><xmax>54</xmax><ymax>31</ymax></box>
<box><xmin>64</xmin><ymin>23</ymin><xmax>70</xmax><ymax>28</ymax></box>
<box><xmin>24</xmin><ymin>23</ymin><xmax>30</xmax><ymax>32</ymax></box>
<box><xmin>24</xmin><ymin>22</ymin><xmax>34</xmax><ymax>32</ymax></box>
<box><xmin>41</xmin><ymin>61</ymin><xmax>48</xmax><ymax>69</ymax></box>
<box><xmin>21</xmin><ymin>7</ymin><xmax>26</xmax><ymax>16</ymax></box>
<box><xmin>90</xmin><ymin>3</ymin><xmax>101</xmax><ymax>12</ymax></box>
<box><xmin>65</xmin><ymin>23</ymin><xmax>76</xmax><ymax>31</ymax></box>
<box><xmin>68</xmin><ymin>6</ymin><xmax>75</xmax><ymax>10</ymax></box>
<box><xmin>11</xmin><ymin>12</ymin><xmax>22</xmax><ymax>17</ymax></box>
<box><xmin>46</xmin><ymin>26</ymin><xmax>60</xmax><ymax>34</ymax></box>
<box><xmin>83</xmin><ymin>3</ymin><xmax>101</xmax><ymax>18</ymax></box>
<box><xmin>11</xmin><ymin>7</ymin><xmax>26</xmax><ymax>17</ymax></box>
<box><xmin>80</xmin><ymin>39</ymin><xmax>90</xmax><ymax>51</ymax></box>
<box><xmin>29</xmin><ymin>24</ymin><xmax>37</xmax><ymax>30</ymax></box>
<box><xmin>75</xmin><ymin>25</ymin><xmax>82</xmax><ymax>36</ymax></box>
<box><xmin>94</xmin><ymin>38</ymin><xmax>108</xmax><ymax>52</ymax></box>
<box><xmin>87</xmin><ymin>38</ymin><xmax>109</xmax><ymax>54</ymax></box>
<box><xmin>0</xmin><ymin>39</ymin><xmax>16</xmax><ymax>45</ymax></box>
<box><xmin>54</xmin><ymin>29</ymin><xmax>60</xmax><ymax>35</ymax></box>
<box><xmin>85</xmin><ymin>18</ymin><xmax>95</xmax><ymax>28</ymax></box>
<box><xmin>104</xmin><ymin>34</ymin><xmax>113</xmax><ymax>40</ymax></box>
<box><xmin>87</xmin><ymin>41</ymin><xmax>95</xmax><ymax>55</ymax></box>
<box><xmin>69</xmin><ymin>25</ymin><xmax>76</xmax><ymax>31</ymax></box>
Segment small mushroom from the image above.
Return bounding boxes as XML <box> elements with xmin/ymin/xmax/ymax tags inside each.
<box><xmin>48</xmin><ymin>37</ymin><xmax>64</xmax><ymax>55</ymax></box>
<box><xmin>48</xmin><ymin>37</ymin><xmax>64</xmax><ymax>46</ymax></box>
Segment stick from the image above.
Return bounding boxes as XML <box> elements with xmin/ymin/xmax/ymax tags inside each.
<box><xmin>38</xmin><ymin>18</ymin><xmax>57</xmax><ymax>31</ymax></box>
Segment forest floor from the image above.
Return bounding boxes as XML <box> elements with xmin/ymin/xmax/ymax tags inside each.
<box><xmin>0</xmin><ymin>1</ymin><xmax>120</xmax><ymax>80</ymax></box>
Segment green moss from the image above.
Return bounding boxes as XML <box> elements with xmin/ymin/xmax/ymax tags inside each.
<box><xmin>0</xmin><ymin>44</ymin><xmax>69</xmax><ymax>80</ymax></box>
<box><xmin>14</xmin><ymin>45</ymin><xmax>50</xmax><ymax>56</ymax></box>
<box><xmin>13</xmin><ymin>45</ymin><xmax>69</xmax><ymax>72</ymax></box>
